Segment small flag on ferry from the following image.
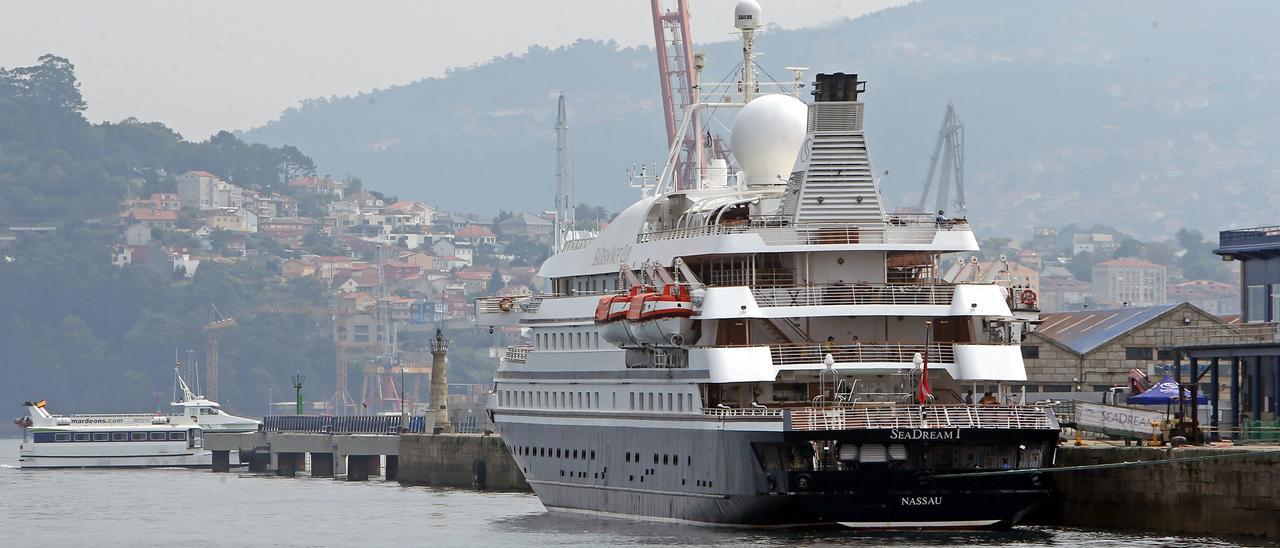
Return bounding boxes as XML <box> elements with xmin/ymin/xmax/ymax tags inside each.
<box><xmin>35</xmin><ymin>399</ymin><xmax>46</xmax><ymax>408</ymax></box>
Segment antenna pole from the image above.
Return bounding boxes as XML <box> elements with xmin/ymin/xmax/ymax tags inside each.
<box><xmin>554</xmin><ymin>94</ymin><xmax>570</xmax><ymax>253</ymax></box>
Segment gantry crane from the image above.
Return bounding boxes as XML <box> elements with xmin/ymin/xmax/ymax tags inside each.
<box><xmin>918</xmin><ymin>102</ymin><xmax>966</xmax><ymax>216</ymax></box>
<box><xmin>202</xmin><ymin>304</ymin><xmax>237</xmax><ymax>402</ymax></box>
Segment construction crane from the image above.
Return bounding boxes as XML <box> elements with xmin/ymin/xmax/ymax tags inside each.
<box><xmin>202</xmin><ymin>304</ymin><xmax>237</xmax><ymax>402</ymax></box>
<box><xmin>249</xmin><ymin>304</ymin><xmax>356</xmax><ymax>415</ymax></box>
<box><xmin>651</xmin><ymin>0</ymin><xmax>702</xmax><ymax>190</ymax></box>
<box><xmin>918</xmin><ymin>102</ymin><xmax>966</xmax><ymax>217</ymax></box>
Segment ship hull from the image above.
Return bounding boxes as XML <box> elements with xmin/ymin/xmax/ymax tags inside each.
<box><xmin>495</xmin><ymin>413</ymin><xmax>1055</xmax><ymax>528</ymax></box>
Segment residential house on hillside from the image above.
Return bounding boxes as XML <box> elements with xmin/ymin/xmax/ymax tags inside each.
<box><xmin>346</xmin><ymin>190</ymin><xmax>387</xmax><ymax>213</ymax></box>
<box><xmin>126</xmin><ymin>192</ymin><xmax>181</xmax><ymax>212</ymax></box>
<box><xmin>382</xmin><ymin>260</ymin><xmax>423</xmax><ymax>282</ymax></box>
<box><xmin>111</xmin><ymin>245</ymin><xmax>132</xmax><ymax>267</ymax></box>
<box><xmin>259</xmin><ymin>217</ymin><xmax>315</xmax><ymax>247</ymax></box>
<box><xmin>497</xmin><ymin>212</ymin><xmax>554</xmax><ymax>242</ymax></box>
<box><xmin>177</xmin><ymin>170</ymin><xmax>244</xmax><ymax>210</ymax></box>
<box><xmin>171</xmin><ymin>252</ymin><xmax>200</xmax><ymax>278</ymax></box>
<box><xmin>400</xmin><ymin>251</ymin><xmax>435</xmax><ymax>271</ymax></box>
<box><xmin>455</xmin><ymin>225</ymin><xmax>497</xmax><ymax>246</ymax></box>
<box><xmin>437</xmin><ymin>255</ymin><xmax>471</xmax><ymax>271</ymax></box>
<box><xmin>203</xmin><ymin>207</ymin><xmax>258</xmax><ymax>233</ymax></box>
<box><xmin>281</xmin><ymin>259</ymin><xmax>316</xmax><ymax>279</ymax></box>
<box><xmin>287</xmin><ymin>176</ymin><xmax>347</xmax><ymax>199</ymax></box>
<box><xmin>119</xmin><ymin>208</ymin><xmax>177</xmax><ymax>230</ymax></box>
<box><xmin>1168</xmin><ymin>280</ymin><xmax>1240</xmax><ymax>316</ymax></box>
<box><xmin>386</xmin><ymin>200</ymin><xmax>435</xmax><ymax>226</ymax></box>
<box><xmin>1021</xmin><ymin>302</ymin><xmax>1222</xmax><ymax>393</ymax></box>
<box><xmin>1072</xmin><ymin>233</ymin><xmax>1117</xmax><ymax>256</ymax></box>
<box><xmin>437</xmin><ymin>212</ymin><xmax>492</xmax><ymax>231</ymax></box>
<box><xmin>1092</xmin><ymin>258</ymin><xmax>1167</xmax><ymax>307</ymax></box>
<box><xmin>431</xmin><ymin>239</ymin><xmax>473</xmax><ymax>265</ymax></box>
<box><xmin>314</xmin><ymin>256</ymin><xmax>360</xmax><ymax>279</ymax></box>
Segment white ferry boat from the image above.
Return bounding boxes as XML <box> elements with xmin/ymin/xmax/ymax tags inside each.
<box><xmin>477</xmin><ymin>2</ymin><xmax>1059</xmax><ymax>529</ymax></box>
<box><xmin>15</xmin><ymin>369</ymin><xmax>259</xmax><ymax>468</ymax></box>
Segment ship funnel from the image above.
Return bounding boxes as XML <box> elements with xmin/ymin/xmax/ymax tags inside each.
<box><xmin>730</xmin><ymin>94</ymin><xmax>807</xmax><ymax>188</ymax></box>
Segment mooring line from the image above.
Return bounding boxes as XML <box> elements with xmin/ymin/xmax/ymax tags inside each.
<box><xmin>932</xmin><ymin>448</ymin><xmax>1280</xmax><ymax>479</ymax></box>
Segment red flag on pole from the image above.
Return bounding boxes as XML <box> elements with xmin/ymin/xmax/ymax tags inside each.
<box><xmin>916</xmin><ymin>351</ymin><xmax>932</xmax><ymax>404</ymax></box>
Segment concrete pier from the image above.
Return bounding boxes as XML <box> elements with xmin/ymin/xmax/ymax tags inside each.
<box><xmin>207</xmin><ymin>431</ymin><xmax>399</xmax><ymax>481</ymax></box>
<box><xmin>1043</xmin><ymin>445</ymin><xmax>1280</xmax><ymax>541</ymax></box>
<box><xmin>398</xmin><ymin>433</ymin><xmax>529</xmax><ymax>491</ymax></box>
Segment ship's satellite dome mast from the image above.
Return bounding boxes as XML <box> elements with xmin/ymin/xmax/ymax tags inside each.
<box><xmin>734</xmin><ymin>0</ymin><xmax>762</xmax><ymax>30</ymax></box>
<box><xmin>731</xmin><ymin>94</ymin><xmax>807</xmax><ymax>188</ymax></box>
<box><xmin>734</xmin><ymin>0</ymin><xmax>763</xmax><ymax>102</ymax></box>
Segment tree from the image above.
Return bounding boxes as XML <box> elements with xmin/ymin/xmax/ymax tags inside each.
<box><xmin>276</xmin><ymin>145</ymin><xmax>316</xmax><ymax>188</ymax></box>
<box><xmin>1067</xmin><ymin>251</ymin><xmax>1097</xmax><ymax>282</ymax></box>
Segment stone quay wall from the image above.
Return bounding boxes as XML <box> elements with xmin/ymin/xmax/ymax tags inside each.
<box><xmin>398</xmin><ymin>433</ymin><xmax>530</xmax><ymax>492</ymax></box>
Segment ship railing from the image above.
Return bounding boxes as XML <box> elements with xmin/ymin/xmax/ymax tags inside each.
<box><xmin>751</xmin><ymin>283</ymin><xmax>959</xmax><ymax>307</ymax></box>
<box><xmin>503</xmin><ymin>345</ymin><xmax>533</xmax><ymax>364</ymax></box>
<box><xmin>766</xmin><ymin>341</ymin><xmax>957</xmax><ymax>366</ymax></box>
<box><xmin>786</xmin><ymin>404</ymin><xmax>1058</xmax><ymax>431</ymax></box>
<box><xmin>262</xmin><ymin>415</ymin><xmax>426</xmax><ymax>435</ymax></box>
<box><xmin>67</xmin><ymin>413</ymin><xmax>163</xmax><ymax>418</ymax></box>
<box><xmin>635</xmin><ymin>219</ymin><xmax>970</xmax><ymax>245</ymax></box>
<box><xmin>701</xmin><ymin>407</ymin><xmax>785</xmax><ymax>418</ymax></box>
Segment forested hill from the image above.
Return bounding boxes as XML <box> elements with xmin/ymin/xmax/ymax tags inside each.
<box><xmin>241</xmin><ymin>0</ymin><xmax>1280</xmax><ymax>238</ymax></box>
<box><xmin>0</xmin><ymin>56</ymin><xmax>335</xmax><ymax>415</ymax></box>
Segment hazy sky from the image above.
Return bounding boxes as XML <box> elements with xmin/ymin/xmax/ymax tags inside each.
<box><xmin>1</xmin><ymin>0</ymin><xmax>906</xmax><ymax>140</ymax></box>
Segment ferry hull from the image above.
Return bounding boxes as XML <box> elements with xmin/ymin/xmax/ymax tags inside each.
<box><xmin>496</xmin><ymin>415</ymin><xmax>1054</xmax><ymax>529</ymax></box>
<box><xmin>17</xmin><ymin>442</ymin><xmax>240</xmax><ymax>469</ymax></box>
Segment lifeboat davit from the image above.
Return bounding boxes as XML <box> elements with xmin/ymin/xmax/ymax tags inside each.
<box><xmin>599</xmin><ymin>283</ymin><xmax>698</xmax><ymax>348</ymax></box>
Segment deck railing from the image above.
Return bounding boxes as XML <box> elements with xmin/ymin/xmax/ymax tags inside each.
<box><xmin>503</xmin><ymin>345</ymin><xmax>533</xmax><ymax>363</ymax></box>
<box><xmin>764</xmin><ymin>341</ymin><xmax>957</xmax><ymax>366</ymax></box>
<box><xmin>786</xmin><ymin>404</ymin><xmax>1058</xmax><ymax>431</ymax></box>
<box><xmin>1156</xmin><ymin>322</ymin><xmax>1280</xmax><ymax>349</ymax></box>
<box><xmin>635</xmin><ymin>219</ymin><xmax>970</xmax><ymax>246</ymax></box>
<box><xmin>751</xmin><ymin>283</ymin><xmax>957</xmax><ymax>307</ymax></box>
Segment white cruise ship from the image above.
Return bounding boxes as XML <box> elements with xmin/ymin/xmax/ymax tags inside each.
<box><xmin>15</xmin><ymin>368</ymin><xmax>259</xmax><ymax>468</ymax></box>
<box><xmin>478</xmin><ymin>1</ymin><xmax>1058</xmax><ymax>528</ymax></box>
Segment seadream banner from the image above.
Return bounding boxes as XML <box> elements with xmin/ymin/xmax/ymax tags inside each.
<box><xmin>1073</xmin><ymin>401</ymin><xmax>1164</xmax><ymax>439</ymax></box>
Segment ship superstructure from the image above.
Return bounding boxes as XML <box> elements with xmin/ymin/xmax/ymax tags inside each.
<box><xmin>478</xmin><ymin>1</ymin><xmax>1057</xmax><ymax>528</ymax></box>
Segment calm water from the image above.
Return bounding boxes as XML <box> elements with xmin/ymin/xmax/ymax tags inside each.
<box><xmin>0</xmin><ymin>437</ymin><xmax>1247</xmax><ymax>547</ymax></box>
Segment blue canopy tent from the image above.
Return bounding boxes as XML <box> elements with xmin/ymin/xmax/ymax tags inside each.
<box><xmin>1127</xmin><ymin>375</ymin><xmax>1208</xmax><ymax>405</ymax></box>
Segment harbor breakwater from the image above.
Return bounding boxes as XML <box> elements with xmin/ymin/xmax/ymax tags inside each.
<box><xmin>398</xmin><ymin>433</ymin><xmax>529</xmax><ymax>491</ymax></box>
<box><xmin>1043</xmin><ymin>445</ymin><xmax>1280</xmax><ymax>541</ymax></box>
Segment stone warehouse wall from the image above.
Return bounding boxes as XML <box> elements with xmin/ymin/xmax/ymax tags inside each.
<box><xmin>398</xmin><ymin>433</ymin><xmax>530</xmax><ymax>492</ymax></box>
<box><xmin>1047</xmin><ymin>445</ymin><xmax>1280</xmax><ymax>540</ymax></box>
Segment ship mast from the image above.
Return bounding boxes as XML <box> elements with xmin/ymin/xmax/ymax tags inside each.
<box><xmin>554</xmin><ymin>94</ymin><xmax>570</xmax><ymax>253</ymax></box>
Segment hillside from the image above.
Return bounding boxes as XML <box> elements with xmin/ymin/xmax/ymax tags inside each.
<box><xmin>240</xmin><ymin>0</ymin><xmax>1280</xmax><ymax>239</ymax></box>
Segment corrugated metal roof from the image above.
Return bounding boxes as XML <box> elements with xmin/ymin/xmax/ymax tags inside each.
<box><xmin>1034</xmin><ymin>304</ymin><xmax>1181</xmax><ymax>355</ymax></box>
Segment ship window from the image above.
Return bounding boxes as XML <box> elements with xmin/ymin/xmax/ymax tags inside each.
<box><xmin>112</xmin><ymin>432</ymin><xmax>128</xmax><ymax>441</ymax></box>
<box><xmin>673</xmin><ymin>455</ymin><xmax>679</xmax><ymax>465</ymax></box>
<box><xmin>73</xmin><ymin>433</ymin><xmax>90</xmax><ymax>442</ymax></box>
<box><xmin>131</xmin><ymin>432</ymin><xmax>147</xmax><ymax>441</ymax></box>
<box><xmin>591</xmin><ymin>450</ymin><xmax>596</xmax><ymax>460</ymax></box>
<box><xmin>556</xmin><ymin>449</ymin><xmax>562</xmax><ymax>458</ymax></box>
<box><xmin>577</xmin><ymin>392</ymin><xmax>583</xmax><ymax>409</ymax></box>
<box><xmin>168</xmin><ymin>432</ymin><xmax>187</xmax><ymax>441</ymax></box>
<box><xmin>92</xmin><ymin>433</ymin><xmax>109</xmax><ymax>441</ymax></box>
<box><xmin>657</xmin><ymin>394</ymin><xmax>664</xmax><ymax>411</ymax></box>
<box><xmin>654</xmin><ymin>453</ymin><xmax>659</xmax><ymax>465</ymax></box>
<box><xmin>55</xmin><ymin>433</ymin><xmax>71</xmax><ymax>442</ymax></box>
<box><xmin>688</xmin><ymin>394</ymin><xmax>694</xmax><ymax>411</ymax></box>
<box><xmin>648</xmin><ymin>393</ymin><xmax>654</xmax><ymax>410</ymax></box>
<box><xmin>663</xmin><ymin>454</ymin><xmax>669</xmax><ymax>465</ymax></box>
<box><xmin>149</xmin><ymin>432</ymin><xmax>167</xmax><ymax>441</ymax></box>
<box><xmin>667</xmin><ymin>393</ymin><xmax>673</xmax><ymax>411</ymax></box>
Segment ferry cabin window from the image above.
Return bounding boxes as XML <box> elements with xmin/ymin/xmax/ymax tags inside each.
<box><xmin>131</xmin><ymin>432</ymin><xmax>147</xmax><ymax>441</ymax></box>
<box><xmin>149</xmin><ymin>432</ymin><xmax>167</xmax><ymax>441</ymax></box>
<box><xmin>1021</xmin><ymin>346</ymin><xmax>1040</xmax><ymax>359</ymax></box>
<box><xmin>55</xmin><ymin>433</ymin><xmax>71</xmax><ymax>442</ymax></box>
<box><xmin>1124</xmin><ymin>347</ymin><xmax>1154</xmax><ymax>360</ymax></box>
<box><xmin>168</xmin><ymin>432</ymin><xmax>187</xmax><ymax>441</ymax></box>
<box><xmin>112</xmin><ymin>432</ymin><xmax>128</xmax><ymax>441</ymax></box>
<box><xmin>73</xmin><ymin>433</ymin><xmax>90</xmax><ymax>442</ymax></box>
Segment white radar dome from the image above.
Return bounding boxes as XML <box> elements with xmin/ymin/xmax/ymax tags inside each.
<box><xmin>734</xmin><ymin>0</ymin><xmax>762</xmax><ymax>30</ymax></box>
<box><xmin>731</xmin><ymin>94</ymin><xmax>808</xmax><ymax>187</ymax></box>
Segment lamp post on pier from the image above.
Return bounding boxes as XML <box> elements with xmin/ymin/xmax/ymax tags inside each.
<box><xmin>292</xmin><ymin>372</ymin><xmax>305</xmax><ymax>415</ymax></box>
